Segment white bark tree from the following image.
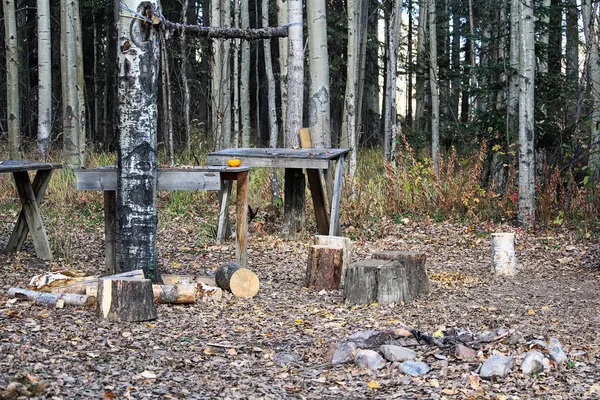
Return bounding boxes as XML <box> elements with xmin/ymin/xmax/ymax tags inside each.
<box><xmin>383</xmin><ymin>0</ymin><xmax>402</xmax><ymax>160</ymax></box>
<box><xmin>429</xmin><ymin>0</ymin><xmax>439</xmax><ymax>175</ymax></box>
<box><xmin>518</xmin><ymin>0</ymin><xmax>536</xmax><ymax>228</ymax></box>
<box><xmin>307</xmin><ymin>0</ymin><xmax>331</xmax><ymax>148</ymax></box>
<box><xmin>116</xmin><ymin>0</ymin><xmax>160</xmax><ymax>280</ymax></box>
<box><xmin>74</xmin><ymin>0</ymin><xmax>86</xmax><ymax>165</ymax></box>
<box><xmin>277</xmin><ymin>0</ymin><xmax>289</xmax><ymax>134</ymax></box>
<box><xmin>582</xmin><ymin>0</ymin><xmax>600</xmax><ymax>177</ymax></box>
<box><xmin>4</xmin><ymin>0</ymin><xmax>21</xmax><ymax>159</ymax></box>
<box><xmin>508</xmin><ymin>0</ymin><xmax>519</xmax><ymax>138</ymax></box>
<box><xmin>241</xmin><ymin>0</ymin><xmax>251</xmax><ymax>147</ymax></box>
<box><xmin>211</xmin><ymin>0</ymin><xmax>223</xmax><ymax>148</ymax></box>
<box><xmin>180</xmin><ymin>0</ymin><xmax>192</xmax><ymax>152</ymax></box>
<box><xmin>37</xmin><ymin>0</ymin><xmax>51</xmax><ymax>160</ymax></box>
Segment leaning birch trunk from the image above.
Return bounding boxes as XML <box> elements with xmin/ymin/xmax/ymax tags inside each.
<box><xmin>37</xmin><ymin>0</ymin><xmax>52</xmax><ymax>160</ymax></box>
<box><xmin>383</xmin><ymin>0</ymin><xmax>402</xmax><ymax>160</ymax></box>
<box><xmin>491</xmin><ymin>233</ymin><xmax>517</xmax><ymax>276</ymax></box>
<box><xmin>518</xmin><ymin>0</ymin><xmax>536</xmax><ymax>228</ymax></box>
<box><xmin>582</xmin><ymin>0</ymin><xmax>600</xmax><ymax>178</ymax></box>
<box><xmin>429</xmin><ymin>0</ymin><xmax>440</xmax><ymax>176</ymax></box>
<box><xmin>307</xmin><ymin>0</ymin><xmax>331</xmax><ymax>148</ymax></box>
<box><xmin>116</xmin><ymin>1</ymin><xmax>160</xmax><ymax>281</ymax></box>
<box><xmin>4</xmin><ymin>0</ymin><xmax>21</xmax><ymax>159</ymax></box>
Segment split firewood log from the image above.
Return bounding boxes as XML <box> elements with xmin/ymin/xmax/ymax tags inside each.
<box><xmin>8</xmin><ymin>288</ymin><xmax>95</xmax><ymax>308</ymax></box>
<box><xmin>214</xmin><ymin>261</ymin><xmax>259</xmax><ymax>298</ymax></box>
<box><xmin>97</xmin><ymin>277</ymin><xmax>157</xmax><ymax>322</ymax></box>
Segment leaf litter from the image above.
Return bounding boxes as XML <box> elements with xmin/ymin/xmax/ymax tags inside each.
<box><xmin>0</xmin><ymin>219</ymin><xmax>599</xmax><ymax>399</ymax></box>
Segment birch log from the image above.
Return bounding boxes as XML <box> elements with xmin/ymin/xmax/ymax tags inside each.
<box><xmin>491</xmin><ymin>233</ymin><xmax>517</xmax><ymax>276</ymax></box>
<box><xmin>8</xmin><ymin>288</ymin><xmax>95</xmax><ymax>308</ymax></box>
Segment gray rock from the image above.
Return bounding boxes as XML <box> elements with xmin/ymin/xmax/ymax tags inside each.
<box><xmin>548</xmin><ymin>338</ymin><xmax>568</xmax><ymax>364</ymax></box>
<box><xmin>348</xmin><ymin>330</ymin><xmax>395</xmax><ymax>348</ymax></box>
<box><xmin>380</xmin><ymin>345</ymin><xmax>417</xmax><ymax>362</ymax></box>
<box><xmin>273</xmin><ymin>352</ymin><xmax>301</xmax><ymax>367</ymax></box>
<box><xmin>398</xmin><ymin>361</ymin><xmax>430</xmax><ymax>376</ymax></box>
<box><xmin>479</xmin><ymin>330</ymin><xmax>496</xmax><ymax>342</ymax></box>
<box><xmin>480</xmin><ymin>355</ymin><xmax>514</xmax><ymax>379</ymax></box>
<box><xmin>354</xmin><ymin>349</ymin><xmax>387</xmax><ymax>370</ymax></box>
<box><xmin>330</xmin><ymin>342</ymin><xmax>357</xmax><ymax>365</ymax></box>
<box><xmin>508</xmin><ymin>332</ymin><xmax>525</xmax><ymax>345</ymax></box>
<box><xmin>521</xmin><ymin>351</ymin><xmax>545</xmax><ymax>374</ymax></box>
<box><xmin>455</xmin><ymin>344</ymin><xmax>477</xmax><ymax>362</ymax></box>
<box><xmin>529</xmin><ymin>339</ymin><xmax>547</xmax><ymax>350</ymax></box>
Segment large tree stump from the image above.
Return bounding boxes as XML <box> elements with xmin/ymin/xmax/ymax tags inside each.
<box><xmin>215</xmin><ymin>261</ymin><xmax>260</xmax><ymax>298</ymax></box>
<box><xmin>314</xmin><ymin>235</ymin><xmax>352</xmax><ymax>286</ymax></box>
<box><xmin>490</xmin><ymin>233</ymin><xmax>516</xmax><ymax>276</ymax></box>
<box><xmin>344</xmin><ymin>252</ymin><xmax>429</xmax><ymax>305</ymax></box>
<box><xmin>305</xmin><ymin>245</ymin><xmax>343</xmax><ymax>290</ymax></box>
<box><xmin>98</xmin><ymin>277</ymin><xmax>157</xmax><ymax>322</ymax></box>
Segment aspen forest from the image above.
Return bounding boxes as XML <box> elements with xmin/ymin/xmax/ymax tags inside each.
<box><xmin>1</xmin><ymin>0</ymin><xmax>600</xmax><ymax>229</ymax></box>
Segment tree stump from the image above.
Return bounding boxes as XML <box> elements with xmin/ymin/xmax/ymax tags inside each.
<box><xmin>490</xmin><ymin>233</ymin><xmax>516</xmax><ymax>276</ymax></box>
<box><xmin>314</xmin><ymin>235</ymin><xmax>352</xmax><ymax>286</ymax></box>
<box><xmin>344</xmin><ymin>252</ymin><xmax>429</xmax><ymax>305</ymax></box>
<box><xmin>98</xmin><ymin>277</ymin><xmax>157</xmax><ymax>322</ymax></box>
<box><xmin>215</xmin><ymin>261</ymin><xmax>260</xmax><ymax>298</ymax></box>
<box><xmin>305</xmin><ymin>245</ymin><xmax>343</xmax><ymax>290</ymax></box>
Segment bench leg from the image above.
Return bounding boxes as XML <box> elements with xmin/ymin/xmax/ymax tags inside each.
<box><xmin>216</xmin><ymin>181</ymin><xmax>232</xmax><ymax>244</ymax></box>
<box><xmin>329</xmin><ymin>154</ymin><xmax>345</xmax><ymax>236</ymax></box>
<box><xmin>104</xmin><ymin>191</ymin><xmax>117</xmax><ymax>274</ymax></box>
<box><xmin>235</xmin><ymin>171</ymin><xmax>249</xmax><ymax>267</ymax></box>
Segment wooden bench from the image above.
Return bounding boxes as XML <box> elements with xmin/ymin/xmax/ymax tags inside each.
<box><xmin>1</xmin><ymin>160</ymin><xmax>62</xmax><ymax>260</ymax></box>
<box><xmin>74</xmin><ymin>166</ymin><xmax>250</xmax><ymax>272</ymax></box>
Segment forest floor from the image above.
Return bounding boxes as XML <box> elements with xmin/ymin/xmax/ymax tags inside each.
<box><xmin>1</xmin><ymin>216</ymin><xmax>600</xmax><ymax>399</ymax></box>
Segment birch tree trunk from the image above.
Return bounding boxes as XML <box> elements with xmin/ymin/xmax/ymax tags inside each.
<box><xmin>74</xmin><ymin>0</ymin><xmax>86</xmax><ymax>165</ymax></box>
<box><xmin>4</xmin><ymin>0</ymin><xmax>21</xmax><ymax>159</ymax></box>
<box><xmin>450</xmin><ymin>0</ymin><xmax>460</xmax><ymax>121</ymax></box>
<box><xmin>277</xmin><ymin>0</ymin><xmax>289</xmax><ymax>134</ymax></box>
<box><xmin>221</xmin><ymin>0</ymin><xmax>232</xmax><ymax>149</ymax></box>
<box><xmin>383</xmin><ymin>0</ymin><xmax>401</xmax><ymax>160</ymax></box>
<box><xmin>283</xmin><ymin>0</ymin><xmax>306</xmax><ymax>238</ymax></box>
<box><xmin>565</xmin><ymin>0</ymin><xmax>579</xmax><ymax>131</ymax></box>
<box><xmin>508</xmin><ymin>0</ymin><xmax>520</xmax><ymax>139</ymax></box>
<box><xmin>37</xmin><ymin>0</ymin><xmax>51</xmax><ymax>160</ymax></box>
<box><xmin>233</xmin><ymin>0</ymin><xmax>240</xmax><ymax>147</ymax></box>
<box><xmin>180</xmin><ymin>0</ymin><xmax>192</xmax><ymax>152</ymax></box>
<box><xmin>429</xmin><ymin>0</ymin><xmax>440</xmax><ymax>176</ymax></box>
<box><xmin>307</xmin><ymin>0</ymin><xmax>331</xmax><ymax>148</ymax></box>
<box><xmin>116</xmin><ymin>0</ymin><xmax>160</xmax><ymax>281</ymax></box>
<box><xmin>582</xmin><ymin>0</ymin><xmax>600</xmax><ymax>178</ymax></box>
<box><xmin>518</xmin><ymin>0</ymin><xmax>536</xmax><ymax>228</ymax></box>
<box><xmin>160</xmin><ymin>33</ymin><xmax>174</xmax><ymax>164</ymax></box>
<box><xmin>211</xmin><ymin>0</ymin><xmax>223</xmax><ymax>148</ymax></box>
<box><xmin>241</xmin><ymin>0</ymin><xmax>251</xmax><ymax>147</ymax></box>
<box><xmin>414</xmin><ymin>0</ymin><xmax>427</xmax><ymax>138</ymax></box>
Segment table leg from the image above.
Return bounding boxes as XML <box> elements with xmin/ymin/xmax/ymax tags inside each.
<box><xmin>329</xmin><ymin>154</ymin><xmax>345</xmax><ymax>236</ymax></box>
<box><xmin>216</xmin><ymin>180</ymin><xmax>232</xmax><ymax>244</ymax></box>
<box><xmin>306</xmin><ymin>169</ymin><xmax>330</xmax><ymax>235</ymax></box>
<box><xmin>7</xmin><ymin>169</ymin><xmax>53</xmax><ymax>252</ymax></box>
<box><xmin>235</xmin><ymin>170</ymin><xmax>249</xmax><ymax>267</ymax></box>
<box><xmin>104</xmin><ymin>191</ymin><xmax>117</xmax><ymax>274</ymax></box>
<box><xmin>9</xmin><ymin>171</ymin><xmax>52</xmax><ymax>260</ymax></box>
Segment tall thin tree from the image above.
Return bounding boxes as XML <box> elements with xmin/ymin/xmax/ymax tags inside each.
<box><xmin>582</xmin><ymin>0</ymin><xmax>600</xmax><ymax>177</ymax></box>
<box><xmin>4</xmin><ymin>0</ymin><xmax>21</xmax><ymax>159</ymax></box>
<box><xmin>429</xmin><ymin>0</ymin><xmax>440</xmax><ymax>175</ymax></box>
<box><xmin>37</xmin><ymin>0</ymin><xmax>52</xmax><ymax>160</ymax></box>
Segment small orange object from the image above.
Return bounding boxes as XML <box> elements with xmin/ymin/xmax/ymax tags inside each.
<box><xmin>228</xmin><ymin>159</ymin><xmax>241</xmax><ymax>167</ymax></box>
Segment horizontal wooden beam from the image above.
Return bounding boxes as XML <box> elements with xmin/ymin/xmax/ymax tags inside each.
<box><xmin>75</xmin><ymin>169</ymin><xmax>222</xmax><ymax>191</ymax></box>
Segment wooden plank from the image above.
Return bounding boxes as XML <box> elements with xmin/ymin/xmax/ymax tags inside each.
<box><xmin>207</xmin><ymin>154</ymin><xmax>331</xmax><ymax>169</ymax></box>
<box><xmin>207</xmin><ymin>147</ymin><xmax>350</xmax><ymax>160</ymax></box>
<box><xmin>11</xmin><ymin>171</ymin><xmax>52</xmax><ymax>260</ymax></box>
<box><xmin>75</xmin><ymin>169</ymin><xmax>221</xmax><ymax>191</ymax></box>
<box><xmin>7</xmin><ymin>169</ymin><xmax>53</xmax><ymax>252</ymax></box>
<box><xmin>216</xmin><ymin>180</ymin><xmax>232</xmax><ymax>244</ymax></box>
<box><xmin>104</xmin><ymin>191</ymin><xmax>117</xmax><ymax>274</ymax></box>
<box><xmin>299</xmin><ymin>128</ymin><xmax>330</xmax><ymax>235</ymax></box>
<box><xmin>329</xmin><ymin>153</ymin><xmax>345</xmax><ymax>236</ymax></box>
<box><xmin>235</xmin><ymin>170</ymin><xmax>249</xmax><ymax>267</ymax></box>
<box><xmin>0</xmin><ymin>161</ymin><xmax>62</xmax><ymax>174</ymax></box>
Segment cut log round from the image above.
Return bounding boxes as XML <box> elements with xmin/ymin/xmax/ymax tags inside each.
<box><xmin>8</xmin><ymin>288</ymin><xmax>95</xmax><ymax>308</ymax></box>
<box><xmin>97</xmin><ymin>278</ymin><xmax>157</xmax><ymax>322</ymax></box>
<box><xmin>372</xmin><ymin>251</ymin><xmax>430</xmax><ymax>299</ymax></box>
<box><xmin>305</xmin><ymin>245</ymin><xmax>343</xmax><ymax>290</ymax></box>
<box><xmin>215</xmin><ymin>261</ymin><xmax>260</xmax><ymax>298</ymax></box>
<box><xmin>152</xmin><ymin>284</ymin><xmax>196</xmax><ymax>304</ymax></box>
<box><xmin>491</xmin><ymin>233</ymin><xmax>516</xmax><ymax>276</ymax></box>
<box><xmin>314</xmin><ymin>235</ymin><xmax>352</xmax><ymax>286</ymax></box>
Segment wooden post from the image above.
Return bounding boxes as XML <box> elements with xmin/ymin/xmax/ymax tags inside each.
<box><xmin>329</xmin><ymin>153</ymin><xmax>344</xmax><ymax>236</ymax></box>
<box><xmin>235</xmin><ymin>170</ymin><xmax>249</xmax><ymax>267</ymax></box>
<box><xmin>104</xmin><ymin>190</ymin><xmax>116</xmax><ymax>274</ymax></box>
<box><xmin>491</xmin><ymin>233</ymin><xmax>516</xmax><ymax>276</ymax></box>
<box><xmin>215</xmin><ymin>261</ymin><xmax>259</xmax><ymax>298</ymax></box>
<box><xmin>314</xmin><ymin>235</ymin><xmax>352</xmax><ymax>286</ymax></box>
<box><xmin>300</xmin><ymin>128</ymin><xmax>330</xmax><ymax>235</ymax></box>
<box><xmin>305</xmin><ymin>245</ymin><xmax>343</xmax><ymax>290</ymax></box>
<box><xmin>216</xmin><ymin>180</ymin><xmax>232</xmax><ymax>244</ymax></box>
<box><xmin>98</xmin><ymin>277</ymin><xmax>157</xmax><ymax>322</ymax></box>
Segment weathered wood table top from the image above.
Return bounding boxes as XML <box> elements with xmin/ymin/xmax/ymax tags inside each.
<box><xmin>206</xmin><ymin>148</ymin><xmax>350</xmax><ymax>169</ymax></box>
<box><xmin>0</xmin><ymin>160</ymin><xmax>62</xmax><ymax>173</ymax></box>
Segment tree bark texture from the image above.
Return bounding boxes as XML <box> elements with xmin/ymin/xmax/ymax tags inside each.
<box><xmin>518</xmin><ymin>0</ymin><xmax>536</xmax><ymax>228</ymax></box>
<box><xmin>215</xmin><ymin>261</ymin><xmax>260</xmax><ymax>298</ymax></box>
<box><xmin>314</xmin><ymin>235</ymin><xmax>352</xmax><ymax>286</ymax></box>
<box><xmin>116</xmin><ymin>0</ymin><xmax>160</xmax><ymax>281</ymax></box>
<box><xmin>4</xmin><ymin>0</ymin><xmax>21</xmax><ymax>159</ymax></box>
<box><xmin>98</xmin><ymin>277</ymin><xmax>157</xmax><ymax>322</ymax></box>
<box><xmin>277</xmin><ymin>0</ymin><xmax>289</xmax><ymax>138</ymax></box>
<box><xmin>305</xmin><ymin>245</ymin><xmax>343</xmax><ymax>291</ymax></box>
<box><xmin>263</xmin><ymin>0</ymin><xmax>280</xmax><ymax>151</ymax></box>
<box><xmin>429</xmin><ymin>0</ymin><xmax>440</xmax><ymax>176</ymax></box>
<box><xmin>582</xmin><ymin>0</ymin><xmax>600</xmax><ymax>178</ymax></box>
<box><xmin>383</xmin><ymin>0</ymin><xmax>401</xmax><ymax>160</ymax></box>
<box><xmin>490</xmin><ymin>233</ymin><xmax>517</xmax><ymax>276</ymax></box>
<box><xmin>285</xmin><ymin>0</ymin><xmax>303</xmax><ymax>148</ymax></box>
<box><xmin>9</xmin><ymin>288</ymin><xmax>95</xmax><ymax>308</ymax></box>
<box><xmin>307</xmin><ymin>0</ymin><xmax>331</xmax><ymax>148</ymax></box>
<box><xmin>162</xmin><ymin>20</ymin><xmax>288</xmax><ymax>40</ymax></box>
<box><xmin>37</xmin><ymin>0</ymin><xmax>52</xmax><ymax>160</ymax></box>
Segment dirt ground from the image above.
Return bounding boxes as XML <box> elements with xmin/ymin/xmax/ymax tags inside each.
<box><xmin>1</xmin><ymin>219</ymin><xmax>599</xmax><ymax>399</ymax></box>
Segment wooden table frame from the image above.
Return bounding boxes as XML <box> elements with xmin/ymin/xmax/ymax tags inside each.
<box><xmin>206</xmin><ymin>148</ymin><xmax>350</xmax><ymax>236</ymax></box>
<box><xmin>74</xmin><ymin>166</ymin><xmax>249</xmax><ymax>272</ymax></box>
<box><xmin>1</xmin><ymin>160</ymin><xmax>62</xmax><ymax>260</ymax></box>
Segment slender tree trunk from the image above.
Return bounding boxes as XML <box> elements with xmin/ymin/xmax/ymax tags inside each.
<box><xmin>277</xmin><ymin>0</ymin><xmax>289</xmax><ymax>136</ymax></box>
<box><xmin>62</xmin><ymin>0</ymin><xmax>81</xmax><ymax>166</ymax></box>
<box><xmin>414</xmin><ymin>0</ymin><xmax>427</xmax><ymax>138</ymax></box>
<box><xmin>384</xmin><ymin>0</ymin><xmax>401</xmax><ymax>160</ymax></box>
<box><xmin>406</xmin><ymin>0</ymin><xmax>414</xmax><ymax>127</ymax></box>
<box><xmin>450</xmin><ymin>0</ymin><xmax>460</xmax><ymax>121</ymax></box>
<box><xmin>74</xmin><ymin>0</ymin><xmax>86</xmax><ymax>165</ymax></box>
<box><xmin>429</xmin><ymin>0</ymin><xmax>440</xmax><ymax>175</ymax></box>
<box><xmin>307</xmin><ymin>0</ymin><xmax>331</xmax><ymax>148</ymax></box>
<box><xmin>116</xmin><ymin>0</ymin><xmax>160</xmax><ymax>281</ymax></box>
<box><xmin>283</xmin><ymin>0</ymin><xmax>305</xmax><ymax>238</ymax></box>
<box><xmin>211</xmin><ymin>0</ymin><xmax>223</xmax><ymax>148</ymax></box>
<box><xmin>468</xmin><ymin>0</ymin><xmax>477</xmax><ymax>114</ymax></box>
<box><xmin>37</xmin><ymin>0</ymin><xmax>51</xmax><ymax>160</ymax></box>
<box><xmin>518</xmin><ymin>0</ymin><xmax>536</xmax><ymax>228</ymax></box>
<box><xmin>241</xmin><ymin>0</ymin><xmax>251</xmax><ymax>146</ymax></box>
<box><xmin>355</xmin><ymin>0</ymin><xmax>369</xmax><ymax>149</ymax></box>
<box><xmin>181</xmin><ymin>0</ymin><xmax>192</xmax><ymax>152</ymax></box>
<box><xmin>565</xmin><ymin>0</ymin><xmax>579</xmax><ymax>132</ymax></box>
<box><xmin>508</xmin><ymin>0</ymin><xmax>519</xmax><ymax>141</ymax></box>
<box><xmin>582</xmin><ymin>0</ymin><xmax>600</xmax><ymax>177</ymax></box>
<box><xmin>4</xmin><ymin>0</ymin><xmax>21</xmax><ymax>159</ymax></box>
<box><xmin>233</xmin><ymin>0</ymin><xmax>240</xmax><ymax>147</ymax></box>
<box><xmin>221</xmin><ymin>0</ymin><xmax>232</xmax><ymax>148</ymax></box>
<box><xmin>160</xmin><ymin>33</ymin><xmax>175</xmax><ymax>164</ymax></box>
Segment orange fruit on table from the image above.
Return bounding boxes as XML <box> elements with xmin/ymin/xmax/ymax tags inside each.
<box><xmin>228</xmin><ymin>158</ymin><xmax>241</xmax><ymax>167</ymax></box>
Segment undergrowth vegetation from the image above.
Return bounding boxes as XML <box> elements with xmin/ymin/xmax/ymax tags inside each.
<box><xmin>1</xmin><ymin>143</ymin><xmax>599</xmax><ymax>259</ymax></box>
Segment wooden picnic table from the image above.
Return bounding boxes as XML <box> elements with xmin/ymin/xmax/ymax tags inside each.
<box><xmin>207</xmin><ymin>148</ymin><xmax>350</xmax><ymax>236</ymax></box>
<box><xmin>0</xmin><ymin>160</ymin><xmax>62</xmax><ymax>260</ymax></box>
<box><xmin>74</xmin><ymin>166</ymin><xmax>250</xmax><ymax>272</ymax></box>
